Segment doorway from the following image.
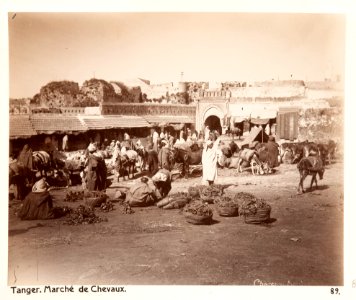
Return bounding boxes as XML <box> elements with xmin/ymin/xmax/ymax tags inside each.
<box><xmin>204</xmin><ymin>115</ymin><xmax>222</xmax><ymax>134</ymax></box>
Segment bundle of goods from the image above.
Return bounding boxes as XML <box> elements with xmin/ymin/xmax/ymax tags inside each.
<box><xmin>183</xmin><ymin>200</ymin><xmax>213</xmax><ymax>225</ymax></box>
<box><xmin>197</xmin><ymin>184</ymin><xmax>224</xmax><ymax>203</ymax></box>
<box><xmin>100</xmin><ymin>200</ymin><xmax>114</xmax><ymax>212</ymax></box>
<box><xmin>157</xmin><ymin>192</ymin><xmax>191</xmax><ymax>209</ymax></box>
<box><xmin>64</xmin><ymin>190</ymin><xmax>84</xmax><ymax>202</ymax></box>
<box><xmin>215</xmin><ymin>196</ymin><xmax>239</xmax><ymax>217</ymax></box>
<box><xmin>240</xmin><ymin>148</ymin><xmax>256</xmax><ymax>161</ymax></box>
<box><xmin>84</xmin><ymin>191</ymin><xmax>108</xmax><ymax>209</ymax></box>
<box><xmin>114</xmin><ymin>198</ymin><xmax>135</xmax><ymax>214</ymax></box>
<box><xmin>63</xmin><ymin>205</ymin><xmax>108</xmax><ymax>225</ymax></box>
<box><xmin>238</xmin><ymin>192</ymin><xmax>271</xmax><ymax>224</ymax></box>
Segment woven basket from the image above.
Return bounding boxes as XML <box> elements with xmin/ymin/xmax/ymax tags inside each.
<box><xmin>183</xmin><ymin>211</ymin><xmax>213</xmax><ymax>225</ymax></box>
<box><xmin>85</xmin><ymin>197</ymin><xmax>106</xmax><ymax>209</ymax></box>
<box><xmin>244</xmin><ymin>207</ymin><xmax>271</xmax><ymax>224</ymax></box>
<box><xmin>217</xmin><ymin>205</ymin><xmax>239</xmax><ymax>217</ymax></box>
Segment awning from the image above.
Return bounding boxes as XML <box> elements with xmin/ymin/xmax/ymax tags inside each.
<box><xmin>143</xmin><ymin>115</ymin><xmax>195</xmax><ymax>125</ymax></box>
<box><xmin>242</xmin><ymin>127</ymin><xmax>269</xmax><ymax>146</ymax></box>
<box><xmin>249</xmin><ymin>108</ymin><xmax>277</xmax><ymax>125</ymax></box>
<box><xmin>232</xmin><ymin>116</ymin><xmax>248</xmax><ymax>123</ymax></box>
<box><xmin>250</xmin><ymin>118</ymin><xmax>270</xmax><ymax>125</ymax></box>
<box><xmin>31</xmin><ymin>115</ymin><xmax>88</xmax><ymax>134</ymax></box>
<box><xmin>10</xmin><ymin>115</ymin><xmax>37</xmax><ymax>139</ymax></box>
<box><xmin>80</xmin><ymin>115</ymin><xmax>150</xmax><ymax>129</ymax></box>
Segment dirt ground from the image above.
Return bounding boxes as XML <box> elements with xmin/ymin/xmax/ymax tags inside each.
<box><xmin>8</xmin><ymin>161</ymin><xmax>343</xmax><ymax>286</ymax></box>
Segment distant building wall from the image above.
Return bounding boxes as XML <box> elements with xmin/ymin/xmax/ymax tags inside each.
<box><xmin>101</xmin><ymin>103</ymin><xmax>196</xmax><ymax>117</ymax></box>
<box><xmin>230</xmin><ymin>86</ymin><xmax>305</xmax><ymax>98</ymax></box>
<box><xmin>305</xmin><ymin>88</ymin><xmax>343</xmax><ymax>100</ymax></box>
<box><xmin>60</xmin><ymin>107</ymin><xmax>86</xmax><ymax>115</ymax></box>
<box><xmin>141</xmin><ymin>82</ymin><xmax>174</xmax><ymax>99</ymax></box>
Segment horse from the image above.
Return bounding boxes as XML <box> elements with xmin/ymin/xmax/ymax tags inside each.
<box><xmin>32</xmin><ymin>151</ymin><xmax>52</xmax><ymax>176</ymax></box>
<box><xmin>317</xmin><ymin>140</ymin><xmax>337</xmax><ymax>165</ymax></box>
<box><xmin>280</xmin><ymin>141</ymin><xmax>317</xmax><ymax>164</ymax></box>
<box><xmin>297</xmin><ymin>156</ymin><xmax>325</xmax><ymax>194</ymax></box>
<box><xmin>115</xmin><ymin>155</ymin><xmax>131</xmax><ymax>181</ymax></box>
<box><xmin>115</xmin><ymin>149</ymin><xmax>139</xmax><ymax>181</ymax></box>
<box><xmin>52</xmin><ymin>150</ymin><xmax>87</xmax><ymax>186</ymax></box>
<box><xmin>134</xmin><ymin>146</ymin><xmax>146</xmax><ymax>172</ymax></box>
<box><xmin>172</xmin><ymin>145</ymin><xmax>203</xmax><ymax>178</ymax></box>
<box><xmin>227</xmin><ymin>125</ymin><xmax>242</xmax><ymax>140</ymax></box>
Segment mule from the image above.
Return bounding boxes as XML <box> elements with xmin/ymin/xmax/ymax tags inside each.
<box><xmin>297</xmin><ymin>156</ymin><xmax>325</xmax><ymax>194</ymax></box>
<box><xmin>172</xmin><ymin>147</ymin><xmax>202</xmax><ymax>178</ymax></box>
<box><xmin>32</xmin><ymin>151</ymin><xmax>52</xmax><ymax>176</ymax></box>
<box><xmin>115</xmin><ymin>150</ymin><xmax>138</xmax><ymax>181</ymax></box>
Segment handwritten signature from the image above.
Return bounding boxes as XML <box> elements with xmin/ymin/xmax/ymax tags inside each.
<box><xmin>253</xmin><ymin>279</ymin><xmax>298</xmax><ymax>286</ymax></box>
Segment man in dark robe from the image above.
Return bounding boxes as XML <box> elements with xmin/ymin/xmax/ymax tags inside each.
<box><xmin>264</xmin><ymin>136</ymin><xmax>280</xmax><ymax>170</ymax></box>
<box><xmin>146</xmin><ymin>143</ymin><xmax>159</xmax><ymax>176</ymax></box>
<box><xmin>85</xmin><ymin>144</ymin><xmax>107</xmax><ymax>191</ymax></box>
<box><xmin>18</xmin><ymin>178</ymin><xmax>54</xmax><ymax>220</ymax></box>
<box><xmin>158</xmin><ymin>140</ymin><xmax>172</xmax><ymax>171</ymax></box>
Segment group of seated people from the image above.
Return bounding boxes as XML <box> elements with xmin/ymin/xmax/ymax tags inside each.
<box><xmin>17</xmin><ymin>166</ymin><xmax>172</xmax><ymax>221</ymax></box>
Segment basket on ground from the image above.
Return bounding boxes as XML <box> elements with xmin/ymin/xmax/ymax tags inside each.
<box><xmin>239</xmin><ymin>193</ymin><xmax>272</xmax><ymax>224</ymax></box>
<box><xmin>217</xmin><ymin>206</ymin><xmax>239</xmax><ymax>217</ymax></box>
<box><xmin>215</xmin><ymin>196</ymin><xmax>239</xmax><ymax>217</ymax></box>
<box><xmin>183</xmin><ymin>211</ymin><xmax>213</xmax><ymax>225</ymax></box>
<box><xmin>197</xmin><ymin>185</ymin><xmax>224</xmax><ymax>204</ymax></box>
<box><xmin>183</xmin><ymin>200</ymin><xmax>213</xmax><ymax>225</ymax></box>
<box><xmin>243</xmin><ymin>206</ymin><xmax>271</xmax><ymax>224</ymax></box>
<box><xmin>84</xmin><ymin>191</ymin><xmax>108</xmax><ymax>209</ymax></box>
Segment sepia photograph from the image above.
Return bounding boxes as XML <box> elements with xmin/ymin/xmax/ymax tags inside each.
<box><xmin>2</xmin><ymin>1</ymin><xmax>355</xmax><ymax>299</ymax></box>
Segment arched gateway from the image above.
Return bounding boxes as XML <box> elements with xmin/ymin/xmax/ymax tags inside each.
<box><xmin>195</xmin><ymin>100</ymin><xmax>228</xmax><ymax>135</ymax></box>
<box><xmin>202</xmin><ymin>105</ymin><xmax>225</xmax><ymax>134</ymax></box>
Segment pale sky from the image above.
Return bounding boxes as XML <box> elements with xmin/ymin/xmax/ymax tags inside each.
<box><xmin>8</xmin><ymin>12</ymin><xmax>345</xmax><ymax>98</ymax></box>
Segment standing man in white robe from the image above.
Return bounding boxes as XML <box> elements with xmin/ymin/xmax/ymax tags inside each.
<box><xmin>202</xmin><ymin>135</ymin><xmax>221</xmax><ymax>186</ymax></box>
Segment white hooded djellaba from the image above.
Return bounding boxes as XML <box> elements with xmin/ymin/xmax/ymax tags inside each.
<box><xmin>202</xmin><ymin>137</ymin><xmax>221</xmax><ymax>185</ymax></box>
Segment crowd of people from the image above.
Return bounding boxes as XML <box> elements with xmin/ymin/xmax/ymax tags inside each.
<box><xmin>10</xmin><ymin>125</ymin><xmax>280</xmax><ymax>221</ymax></box>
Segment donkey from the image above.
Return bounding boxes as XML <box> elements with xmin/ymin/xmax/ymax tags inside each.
<box><xmin>297</xmin><ymin>156</ymin><xmax>325</xmax><ymax>194</ymax></box>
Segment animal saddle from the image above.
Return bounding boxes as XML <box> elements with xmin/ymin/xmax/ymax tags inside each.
<box><xmin>306</xmin><ymin>156</ymin><xmax>323</xmax><ymax>171</ymax></box>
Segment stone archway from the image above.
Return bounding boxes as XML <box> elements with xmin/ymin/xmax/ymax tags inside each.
<box><xmin>205</xmin><ymin>115</ymin><xmax>222</xmax><ymax>134</ymax></box>
<box><xmin>202</xmin><ymin>105</ymin><xmax>225</xmax><ymax>134</ymax></box>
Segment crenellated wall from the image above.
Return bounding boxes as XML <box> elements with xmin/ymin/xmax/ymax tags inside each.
<box><xmin>101</xmin><ymin>103</ymin><xmax>196</xmax><ymax>117</ymax></box>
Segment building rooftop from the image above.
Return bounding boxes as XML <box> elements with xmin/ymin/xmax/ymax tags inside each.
<box><xmin>30</xmin><ymin>115</ymin><xmax>88</xmax><ymax>134</ymax></box>
<box><xmin>9</xmin><ymin>115</ymin><xmax>37</xmax><ymax>139</ymax></box>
